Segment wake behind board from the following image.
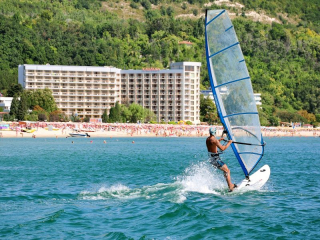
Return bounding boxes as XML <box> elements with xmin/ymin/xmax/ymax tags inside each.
<box><xmin>235</xmin><ymin>165</ymin><xmax>270</xmax><ymax>191</ymax></box>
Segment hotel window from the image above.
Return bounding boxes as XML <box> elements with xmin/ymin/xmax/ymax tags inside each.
<box><xmin>185</xmin><ymin>66</ymin><xmax>194</xmax><ymax>71</ymax></box>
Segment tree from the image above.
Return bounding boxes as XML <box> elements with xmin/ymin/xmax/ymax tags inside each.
<box><xmin>129</xmin><ymin>103</ymin><xmax>145</xmax><ymax>123</ymax></box>
<box><xmin>193</xmin><ymin>9</ymin><xmax>198</xmax><ymax>16</ymax></box>
<box><xmin>141</xmin><ymin>0</ymin><xmax>151</xmax><ymax>10</ymax></box>
<box><xmin>17</xmin><ymin>93</ymin><xmax>28</xmax><ymax>120</ymax></box>
<box><xmin>83</xmin><ymin>116</ymin><xmax>90</xmax><ymax>122</ymax></box>
<box><xmin>258</xmin><ymin>108</ymin><xmax>269</xmax><ymax>126</ymax></box>
<box><xmin>102</xmin><ymin>109</ymin><xmax>109</xmax><ymax>123</ymax></box>
<box><xmin>269</xmin><ymin>115</ymin><xmax>280</xmax><ymax>126</ymax></box>
<box><xmin>200</xmin><ymin>94</ymin><xmax>218</xmax><ymax>124</ymax></box>
<box><xmin>33</xmin><ymin>105</ymin><xmax>48</xmax><ymax>121</ymax></box>
<box><xmin>120</xmin><ymin>104</ymin><xmax>132</xmax><ymax>122</ymax></box>
<box><xmin>270</xmin><ymin>22</ymin><xmax>287</xmax><ymax>40</ymax></box>
<box><xmin>108</xmin><ymin>102</ymin><xmax>122</xmax><ymax>123</ymax></box>
<box><xmin>275</xmin><ymin>109</ymin><xmax>306</xmax><ymax>123</ymax></box>
<box><xmin>28</xmin><ymin>89</ymin><xmax>57</xmax><ymax>113</ymax></box>
<box><xmin>9</xmin><ymin>96</ymin><xmax>19</xmax><ymax>117</ymax></box>
<box><xmin>7</xmin><ymin>83</ymin><xmax>23</xmax><ymax>97</ymax></box>
<box><xmin>38</xmin><ymin>113</ymin><xmax>47</xmax><ymax>121</ymax></box>
<box><xmin>166</xmin><ymin>6</ymin><xmax>175</xmax><ymax>17</ymax></box>
<box><xmin>3</xmin><ymin>113</ymin><xmax>14</xmax><ymax>121</ymax></box>
<box><xmin>70</xmin><ymin>112</ymin><xmax>81</xmax><ymax>122</ymax></box>
<box><xmin>297</xmin><ymin>110</ymin><xmax>316</xmax><ymax>123</ymax></box>
<box><xmin>25</xmin><ymin>113</ymin><xmax>38</xmax><ymax>121</ymax></box>
<box><xmin>42</xmin><ymin>88</ymin><xmax>58</xmax><ymax>113</ymax></box>
<box><xmin>130</xmin><ymin>2</ymin><xmax>139</xmax><ymax>9</ymax></box>
<box><xmin>144</xmin><ymin>108</ymin><xmax>155</xmax><ymax>122</ymax></box>
<box><xmin>49</xmin><ymin>110</ymin><xmax>67</xmax><ymax>122</ymax></box>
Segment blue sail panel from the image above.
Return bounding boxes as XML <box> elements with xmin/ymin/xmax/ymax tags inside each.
<box><xmin>205</xmin><ymin>10</ymin><xmax>265</xmax><ymax>176</ymax></box>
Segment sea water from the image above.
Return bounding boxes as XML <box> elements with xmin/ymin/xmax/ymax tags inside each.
<box><xmin>0</xmin><ymin>137</ymin><xmax>319</xmax><ymax>239</ymax></box>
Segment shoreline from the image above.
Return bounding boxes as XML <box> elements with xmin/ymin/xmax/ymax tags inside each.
<box><xmin>0</xmin><ymin>123</ymin><xmax>319</xmax><ymax>138</ymax></box>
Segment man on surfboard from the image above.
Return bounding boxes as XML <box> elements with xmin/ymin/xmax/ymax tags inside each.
<box><xmin>206</xmin><ymin>127</ymin><xmax>237</xmax><ymax>192</ymax></box>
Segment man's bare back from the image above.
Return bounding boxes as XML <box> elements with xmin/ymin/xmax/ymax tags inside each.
<box><xmin>206</xmin><ymin>135</ymin><xmax>231</xmax><ymax>153</ymax></box>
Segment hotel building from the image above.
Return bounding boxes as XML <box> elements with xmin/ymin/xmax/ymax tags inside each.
<box><xmin>18</xmin><ymin>62</ymin><xmax>201</xmax><ymax>123</ymax></box>
<box><xmin>18</xmin><ymin>65</ymin><xmax>121</xmax><ymax>119</ymax></box>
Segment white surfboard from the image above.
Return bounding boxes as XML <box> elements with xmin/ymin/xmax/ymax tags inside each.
<box><xmin>235</xmin><ymin>164</ymin><xmax>270</xmax><ymax>191</ymax></box>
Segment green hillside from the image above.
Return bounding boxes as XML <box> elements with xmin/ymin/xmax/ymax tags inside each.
<box><xmin>0</xmin><ymin>0</ymin><xmax>319</xmax><ymax>125</ymax></box>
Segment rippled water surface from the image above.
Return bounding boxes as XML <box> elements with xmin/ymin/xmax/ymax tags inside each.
<box><xmin>1</xmin><ymin>137</ymin><xmax>320</xmax><ymax>239</ymax></box>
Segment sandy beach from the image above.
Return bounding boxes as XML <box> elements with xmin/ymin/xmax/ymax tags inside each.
<box><xmin>0</xmin><ymin>122</ymin><xmax>319</xmax><ymax>138</ymax></box>
<box><xmin>0</xmin><ymin>123</ymin><xmax>210</xmax><ymax>138</ymax></box>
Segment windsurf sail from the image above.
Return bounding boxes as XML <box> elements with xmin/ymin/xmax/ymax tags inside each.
<box><xmin>205</xmin><ymin>10</ymin><xmax>265</xmax><ymax>177</ymax></box>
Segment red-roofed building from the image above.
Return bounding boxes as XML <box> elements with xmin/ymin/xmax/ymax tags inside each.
<box><xmin>178</xmin><ymin>41</ymin><xmax>193</xmax><ymax>46</ymax></box>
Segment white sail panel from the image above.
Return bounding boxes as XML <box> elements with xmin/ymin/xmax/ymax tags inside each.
<box><xmin>205</xmin><ymin>10</ymin><xmax>264</xmax><ymax>176</ymax></box>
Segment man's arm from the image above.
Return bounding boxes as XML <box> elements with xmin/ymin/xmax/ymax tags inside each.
<box><xmin>216</xmin><ymin>139</ymin><xmax>232</xmax><ymax>151</ymax></box>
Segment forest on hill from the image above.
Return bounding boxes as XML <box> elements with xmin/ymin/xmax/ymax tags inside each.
<box><xmin>0</xmin><ymin>0</ymin><xmax>319</xmax><ymax>125</ymax></box>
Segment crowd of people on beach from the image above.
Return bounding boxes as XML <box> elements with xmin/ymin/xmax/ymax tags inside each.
<box><xmin>1</xmin><ymin>121</ymin><xmax>320</xmax><ymax>138</ymax></box>
<box><xmin>10</xmin><ymin>122</ymin><xmax>214</xmax><ymax>137</ymax></box>
<box><xmin>261</xmin><ymin>126</ymin><xmax>320</xmax><ymax>137</ymax></box>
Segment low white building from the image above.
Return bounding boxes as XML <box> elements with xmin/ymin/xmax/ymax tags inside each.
<box><xmin>254</xmin><ymin>93</ymin><xmax>262</xmax><ymax>105</ymax></box>
<box><xmin>201</xmin><ymin>88</ymin><xmax>262</xmax><ymax>105</ymax></box>
<box><xmin>0</xmin><ymin>96</ymin><xmax>13</xmax><ymax>113</ymax></box>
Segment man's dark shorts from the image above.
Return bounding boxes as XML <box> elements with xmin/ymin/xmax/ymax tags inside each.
<box><xmin>208</xmin><ymin>152</ymin><xmax>225</xmax><ymax>169</ymax></box>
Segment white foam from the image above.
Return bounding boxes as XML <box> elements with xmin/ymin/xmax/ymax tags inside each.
<box><xmin>81</xmin><ymin>195</ymin><xmax>109</xmax><ymax>200</ymax></box>
<box><xmin>175</xmin><ymin>161</ymin><xmax>225</xmax><ymax>195</ymax></box>
<box><xmin>80</xmin><ymin>184</ymin><xmax>133</xmax><ymax>200</ymax></box>
<box><xmin>97</xmin><ymin>184</ymin><xmax>130</xmax><ymax>193</ymax></box>
<box><xmin>79</xmin><ymin>161</ymin><xmax>227</xmax><ymax>202</ymax></box>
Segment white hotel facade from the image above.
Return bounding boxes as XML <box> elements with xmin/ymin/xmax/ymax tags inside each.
<box><xmin>18</xmin><ymin>62</ymin><xmax>201</xmax><ymax>123</ymax></box>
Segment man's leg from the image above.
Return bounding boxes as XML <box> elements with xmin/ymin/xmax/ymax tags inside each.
<box><xmin>219</xmin><ymin>164</ymin><xmax>235</xmax><ymax>191</ymax></box>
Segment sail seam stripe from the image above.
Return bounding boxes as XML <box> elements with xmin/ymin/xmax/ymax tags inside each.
<box><xmin>206</xmin><ymin>10</ymin><xmax>225</xmax><ymax>26</ymax></box>
<box><xmin>209</xmin><ymin>42</ymin><xmax>239</xmax><ymax>58</ymax></box>
<box><xmin>215</xmin><ymin>76</ymin><xmax>250</xmax><ymax>88</ymax></box>
<box><xmin>223</xmin><ymin>112</ymin><xmax>258</xmax><ymax>118</ymax></box>
<box><xmin>225</xmin><ymin>26</ymin><xmax>233</xmax><ymax>32</ymax></box>
<box><xmin>239</xmin><ymin>152</ymin><xmax>262</xmax><ymax>156</ymax></box>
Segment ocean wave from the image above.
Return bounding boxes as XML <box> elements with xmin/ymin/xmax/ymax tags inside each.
<box><xmin>79</xmin><ymin>161</ymin><xmax>227</xmax><ymax>203</ymax></box>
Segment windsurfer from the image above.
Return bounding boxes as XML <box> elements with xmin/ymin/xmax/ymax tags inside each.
<box><xmin>206</xmin><ymin>127</ymin><xmax>237</xmax><ymax>192</ymax></box>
